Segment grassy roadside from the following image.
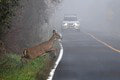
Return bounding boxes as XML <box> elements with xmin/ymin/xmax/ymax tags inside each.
<box><xmin>0</xmin><ymin>53</ymin><xmax>54</xmax><ymax>80</ymax></box>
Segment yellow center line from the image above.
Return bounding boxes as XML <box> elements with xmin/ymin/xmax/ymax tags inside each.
<box><xmin>85</xmin><ymin>32</ymin><xmax>120</xmax><ymax>53</ymax></box>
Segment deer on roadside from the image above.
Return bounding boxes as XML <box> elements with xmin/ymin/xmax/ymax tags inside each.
<box><xmin>21</xmin><ymin>30</ymin><xmax>62</xmax><ymax>60</ymax></box>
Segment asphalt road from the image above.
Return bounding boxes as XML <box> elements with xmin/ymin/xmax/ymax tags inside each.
<box><xmin>53</xmin><ymin>30</ymin><xmax>120</xmax><ymax>80</ymax></box>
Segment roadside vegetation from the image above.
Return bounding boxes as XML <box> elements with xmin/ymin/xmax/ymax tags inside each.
<box><xmin>0</xmin><ymin>0</ymin><xmax>61</xmax><ymax>80</ymax></box>
<box><xmin>0</xmin><ymin>53</ymin><xmax>54</xmax><ymax>80</ymax></box>
<box><xmin>0</xmin><ymin>0</ymin><xmax>20</xmax><ymax>37</ymax></box>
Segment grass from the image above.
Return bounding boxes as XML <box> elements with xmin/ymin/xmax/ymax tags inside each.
<box><xmin>0</xmin><ymin>53</ymin><xmax>53</xmax><ymax>80</ymax></box>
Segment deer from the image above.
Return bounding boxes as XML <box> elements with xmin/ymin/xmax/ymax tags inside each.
<box><xmin>21</xmin><ymin>30</ymin><xmax>62</xmax><ymax>60</ymax></box>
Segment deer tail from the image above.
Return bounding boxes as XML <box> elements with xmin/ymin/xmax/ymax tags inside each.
<box><xmin>21</xmin><ymin>49</ymin><xmax>27</xmax><ymax>58</ymax></box>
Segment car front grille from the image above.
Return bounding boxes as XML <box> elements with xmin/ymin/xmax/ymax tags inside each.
<box><xmin>68</xmin><ymin>23</ymin><xmax>74</xmax><ymax>26</ymax></box>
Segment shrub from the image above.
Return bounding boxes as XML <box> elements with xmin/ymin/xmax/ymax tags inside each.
<box><xmin>0</xmin><ymin>0</ymin><xmax>19</xmax><ymax>36</ymax></box>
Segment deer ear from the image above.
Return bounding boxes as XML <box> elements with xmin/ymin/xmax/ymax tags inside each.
<box><xmin>53</xmin><ymin>30</ymin><xmax>56</xmax><ymax>33</ymax></box>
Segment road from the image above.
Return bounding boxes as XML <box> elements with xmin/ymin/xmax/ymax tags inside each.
<box><xmin>53</xmin><ymin>30</ymin><xmax>120</xmax><ymax>80</ymax></box>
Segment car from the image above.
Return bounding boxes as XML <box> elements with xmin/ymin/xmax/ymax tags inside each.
<box><xmin>62</xmin><ymin>14</ymin><xmax>80</xmax><ymax>31</ymax></box>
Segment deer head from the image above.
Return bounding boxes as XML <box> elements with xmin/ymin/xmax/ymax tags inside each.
<box><xmin>53</xmin><ymin>30</ymin><xmax>62</xmax><ymax>40</ymax></box>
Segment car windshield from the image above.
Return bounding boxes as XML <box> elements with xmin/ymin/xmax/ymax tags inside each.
<box><xmin>64</xmin><ymin>16</ymin><xmax>77</xmax><ymax>21</ymax></box>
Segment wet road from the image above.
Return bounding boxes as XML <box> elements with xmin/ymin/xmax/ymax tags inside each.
<box><xmin>53</xmin><ymin>30</ymin><xmax>120</xmax><ymax>80</ymax></box>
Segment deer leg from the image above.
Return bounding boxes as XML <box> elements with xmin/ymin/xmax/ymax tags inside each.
<box><xmin>50</xmin><ymin>48</ymin><xmax>56</xmax><ymax>51</ymax></box>
<box><xmin>49</xmin><ymin>47</ymin><xmax>57</xmax><ymax>54</ymax></box>
<box><xmin>49</xmin><ymin>48</ymin><xmax>58</xmax><ymax>59</ymax></box>
<box><xmin>18</xmin><ymin>57</ymin><xmax>24</xmax><ymax>68</ymax></box>
<box><xmin>20</xmin><ymin>56</ymin><xmax>29</xmax><ymax>68</ymax></box>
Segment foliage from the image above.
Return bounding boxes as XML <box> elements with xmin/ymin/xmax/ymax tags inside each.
<box><xmin>0</xmin><ymin>0</ymin><xmax>19</xmax><ymax>36</ymax></box>
<box><xmin>0</xmin><ymin>53</ymin><xmax>51</xmax><ymax>80</ymax></box>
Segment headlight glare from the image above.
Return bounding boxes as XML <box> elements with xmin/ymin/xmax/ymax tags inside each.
<box><xmin>74</xmin><ymin>23</ymin><xmax>79</xmax><ymax>26</ymax></box>
<box><xmin>63</xmin><ymin>23</ymin><xmax>67</xmax><ymax>26</ymax></box>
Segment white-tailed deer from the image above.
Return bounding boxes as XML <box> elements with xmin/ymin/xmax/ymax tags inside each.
<box><xmin>21</xmin><ymin>30</ymin><xmax>62</xmax><ymax>60</ymax></box>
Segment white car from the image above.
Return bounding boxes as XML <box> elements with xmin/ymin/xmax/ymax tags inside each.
<box><xmin>62</xmin><ymin>15</ymin><xmax>80</xmax><ymax>31</ymax></box>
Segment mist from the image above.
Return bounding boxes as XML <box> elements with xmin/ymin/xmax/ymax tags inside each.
<box><xmin>53</xmin><ymin>1</ymin><xmax>120</xmax><ymax>79</ymax></box>
<box><xmin>54</xmin><ymin>0</ymin><xmax>120</xmax><ymax>33</ymax></box>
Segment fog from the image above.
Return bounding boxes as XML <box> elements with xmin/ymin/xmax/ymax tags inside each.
<box><xmin>53</xmin><ymin>0</ymin><xmax>120</xmax><ymax>79</ymax></box>
<box><xmin>54</xmin><ymin>0</ymin><xmax>120</xmax><ymax>33</ymax></box>
<box><xmin>3</xmin><ymin>0</ymin><xmax>62</xmax><ymax>53</ymax></box>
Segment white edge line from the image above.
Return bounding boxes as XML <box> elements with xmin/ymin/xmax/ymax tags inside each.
<box><xmin>47</xmin><ymin>43</ymin><xmax>63</xmax><ymax>80</ymax></box>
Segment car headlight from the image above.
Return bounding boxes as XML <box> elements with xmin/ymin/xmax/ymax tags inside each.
<box><xmin>74</xmin><ymin>23</ymin><xmax>80</xmax><ymax>26</ymax></box>
<box><xmin>63</xmin><ymin>23</ymin><xmax>68</xmax><ymax>26</ymax></box>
